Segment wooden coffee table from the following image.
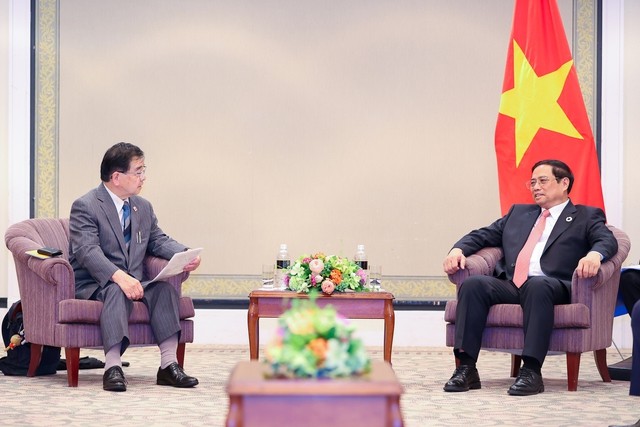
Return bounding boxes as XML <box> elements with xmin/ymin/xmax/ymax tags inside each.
<box><xmin>247</xmin><ymin>290</ymin><xmax>395</xmax><ymax>362</ymax></box>
<box><xmin>226</xmin><ymin>360</ymin><xmax>404</xmax><ymax>427</ymax></box>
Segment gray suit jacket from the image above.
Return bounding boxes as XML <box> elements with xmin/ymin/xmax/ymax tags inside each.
<box><xmin>70</xmin><ymin>183</ymin><xmax>188</xmax><ymax>299</ymax></box>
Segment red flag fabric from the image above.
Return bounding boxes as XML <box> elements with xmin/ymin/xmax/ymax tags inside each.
<box><xmin>495</xmin><ymin>0</ymin><xmax>604</xmax><ymax>215</ymax></box>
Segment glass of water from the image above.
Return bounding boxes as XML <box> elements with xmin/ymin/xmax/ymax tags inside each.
<box><xmin>261</xmin><ymin>264</ymin><xmax>275</xmax><ymax>290</ymax></box>
<box><xmin>369</xmin><ymin>265</ymin><xmax>382</xmax><ymax>292</ymax></box>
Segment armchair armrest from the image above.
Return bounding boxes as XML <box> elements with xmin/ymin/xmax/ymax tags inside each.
<box><xmin>5</xmin><ymin>235</ymin><xmax>75</xmax><ymax>345</ymax></box>
<box><xmin>143</xmin><ymin>255</ymin><xmax>190</xmax><ymax>296</ymax></box>
<box><xmin>571</xmin><ymin>225</ymin><xmax>631</xmax><ymax>306</ymax></box>
<box><xmin>448</xmin><ymin>247</ymin><xmax>503</xmax><ymax>288</ymax></box>
<box><xmin>5</xmin><ymin>233</ymin><xmax>75</xmax><ymax>294</ymax></box>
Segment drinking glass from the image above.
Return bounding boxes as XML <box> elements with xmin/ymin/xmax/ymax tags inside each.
<box><xmin>261</xmin><ymin>264</ymin><xmax>275</xmax><ymax>290</ymax></box>
<box><xmin>369</xmin><ymin>265</ymin><xmax>382</xmax><ymax>292</ymax></box>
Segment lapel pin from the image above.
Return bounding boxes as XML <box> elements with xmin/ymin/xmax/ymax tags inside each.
<box><xmin>565</xmin><ymin>217</ymin><xmax>573</xmax><ymax>222</ymax></box>
<box><xmin>133</xmin><ymin>206</ymin><xmax>138</xmax><ymax>212</ymax></box>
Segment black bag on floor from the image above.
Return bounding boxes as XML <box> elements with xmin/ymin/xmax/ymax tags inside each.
<box><xmin>0</xmin><ymin>301</ymin><xmax>61</xmax><ymax>376</ymax></box>
<box><xmin>57</xmin><ymin>356</ymin><xmax>106</xmax><ymax>371</ymax></box>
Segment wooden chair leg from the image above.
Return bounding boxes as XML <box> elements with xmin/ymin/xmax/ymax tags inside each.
<box><xmin>177</xmin><ymin>342</ymin><xmax>186</xmax><ymax>367</ymax></box>
<box><xmin>27</xmin><ymin>343</ymin><xmax>43</xmax><ymax>377</ymax></box>
<box><xmin>64</xmin><ymin>347</ymin><xmax>80</xmax><ymax>387</ymax></box>
<box><xmin>566</xmin><ymin>352</ymin><xmax>581</xmax><ymax>391</ymax></box>
<box><xmin>593</xmin><ymin>348</ymin><xmax>611</xmax><ymax>382</ymax></box>
<box><xmin>510</xmin><ymin>354</ymin><xmax>522</xmax><ymax>378</ymax></box>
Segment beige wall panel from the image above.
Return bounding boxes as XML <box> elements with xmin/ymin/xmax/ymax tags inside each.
<box><xmin>624</xmin><ymin>1</ymin><xmax>640</xmax><ymax>265</ymax></box>
<box><xmin>58</xmin><ymin>0</ymin><xmax>577</xmax><ymax>278</ymax></box>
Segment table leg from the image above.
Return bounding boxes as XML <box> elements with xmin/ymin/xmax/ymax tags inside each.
<box><xmin>248</xmin><ymin>298</ymin><xmax>259</xmax><ymax>360</ymax></box>
<box><xmin>226</xmin><ymin>396</ymin><xmax>243</xmax><ymax>427</ymax></box>
<box><xmin>383</xmin><ymin>299</ymin><xmax>395</xmax><ymax>363</ymax></box>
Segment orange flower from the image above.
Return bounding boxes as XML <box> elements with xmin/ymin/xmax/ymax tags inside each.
<box><xmin>329</xmin><ymin>269</ymin><xmax>342</xmax><ymax>284</ymax></box>
<box><xmin>308</xmin><ymin>338</ymin><xmax>328</xmax><ymax>362</ymax></box>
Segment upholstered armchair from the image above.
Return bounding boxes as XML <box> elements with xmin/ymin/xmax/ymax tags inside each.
<box><xmin>4</xmin><ymin>218</ymin><xmax>195</xmax><ymax>387</ymax></box>
<box><xmin>444</xmin><ymin>226</ymin><xmax>631</xmax><ymax>391</ymax></box>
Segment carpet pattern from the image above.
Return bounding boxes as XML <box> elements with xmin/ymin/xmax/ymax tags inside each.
<box><xmin>1</xmin><ymin>345</ymin><xmax>638</xmax><ymax>426</ymax></box>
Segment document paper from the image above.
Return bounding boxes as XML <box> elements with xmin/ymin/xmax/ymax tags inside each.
<box><xmin>146</xmin><ymin>248</ymin><xmax>203</xmax><ymax>283</ymax></box>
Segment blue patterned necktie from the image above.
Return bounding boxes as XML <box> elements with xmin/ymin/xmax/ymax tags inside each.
<box><xmin>122</xmin><ymin>201</ymin><xmax>131</xmax><ymax>246</ymax></box>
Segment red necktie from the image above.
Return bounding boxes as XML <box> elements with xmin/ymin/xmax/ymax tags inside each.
<box><xmin>513</xmin><ymin>210</ymin><xmax>550</xmax><ymax>288</ymax></box>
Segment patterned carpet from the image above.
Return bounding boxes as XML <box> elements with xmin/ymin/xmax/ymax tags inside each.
<box><xmin>1</xmin><ymin>345</ymin><xmax>638</xmax><ymax>426</ymax></box>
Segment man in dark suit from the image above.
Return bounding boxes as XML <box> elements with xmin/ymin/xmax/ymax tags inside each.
<box><xmin>609</xmin><ymin>301</ymin><xmax>640</xmax><ymax>427</ymax></box>
<box><xmin>69</xmin><ymin>142</ymin><xmax>201</xmax><ymax>392</ymax></box>
<box><xmin>442</xmin><ymin>159</ymin><xmax>618</xmax><ymax>396</ymax></box>
<box><xmin>619</xmin><ymin>269</ymin><xmax>640</xmax><ymax>320</ymax></box>
<box><xmin>631</xmin><ymin>300</ymin><xmax>640</xmax><ymax>396</ymax></box>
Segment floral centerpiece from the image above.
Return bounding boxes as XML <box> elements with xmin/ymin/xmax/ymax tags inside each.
<box><xmin>264</xmin><ymin>295</ymin><xmax>371</xmax><ymax>378</ymax></box>
<box><xmin>286</xmin><ymin>252</ymin><xmax>367</xmax><ymax>294</ymax></box>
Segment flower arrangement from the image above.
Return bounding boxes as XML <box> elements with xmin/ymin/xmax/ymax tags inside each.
<box><xmin>264</xmin><ymin>296</ymin><xmax>371</xmax><ymax>379</ymax></box>
<box><xmin>286</xmin><ymin>252</ymin><xmax>367</xmax><ymax>294</ymax></box>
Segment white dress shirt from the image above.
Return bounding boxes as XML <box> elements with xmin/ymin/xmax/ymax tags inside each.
<box><xmin>527</xmin><ymin>199</ymin><xmax>570</xmax><ymax>277</ymax></box>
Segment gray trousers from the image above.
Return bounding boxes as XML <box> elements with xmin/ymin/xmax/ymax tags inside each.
<box><xmin>92</xmin><ymin>281</ymin><xmax>181</xmax><ymax>354</ymax></box>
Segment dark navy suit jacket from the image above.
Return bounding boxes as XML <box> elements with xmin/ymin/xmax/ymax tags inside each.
<box><xmin>454</xmin><ymin>201</ymin><xmax>618</xmax><ymax>289</ymax></box>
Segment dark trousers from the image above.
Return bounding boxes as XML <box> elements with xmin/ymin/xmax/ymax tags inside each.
<box><xmin>454</xmin><ymin>275</ymin><xmax>570</xmax><ymax>365</ymax></box>
<box><xmin>631</xmin><ymin>300</ymin><xmax>640</xmax><ymax>396</ymax></box>
<box><xmin>620</xmin><ymin>269</ymin><xmax>640</xmax><ymax>316</ymax></box>
<box><xmin>93</xmin><ymin>281</ymin><xmax>181</xmax><ymax>353</ymax></box>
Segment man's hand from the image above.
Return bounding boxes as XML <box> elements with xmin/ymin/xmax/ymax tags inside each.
<box><xmin>443</xmin><ymin>248</ymin><xmax>466</xmax><ymax>275</ymax></box>
<box><xmin>575</xmin><ymin>251</ymin><xmax>602</xmax><ymax>279</ymax></box>
<box><xmin>183</xmin><ymin>256</ymin><xmax>201</xmax><ymax>272</ymax></box>
<box><xmin>112</xmin><ymin>269</ymin><xmax>144</xmax><ymax>300</ymax></box>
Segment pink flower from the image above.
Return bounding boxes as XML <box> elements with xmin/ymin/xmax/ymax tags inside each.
<box><xmin>356</xmin><ymin>269</ymin><xmax>367</xmax><ymax>285</ymax></box>
<box><xmin>311</xmin><ymin>274</ymin><xmax>323</xmax><ymax>285</ymax></box>
<box><xmin>321</xmin><ymin>279</ymin><xmax>335</xmax><ymax>295</ymax></box>
<box><xmin>309</xmin><ymin>259</ymin><xmax>325</xmax><ymax>274</ymax></box>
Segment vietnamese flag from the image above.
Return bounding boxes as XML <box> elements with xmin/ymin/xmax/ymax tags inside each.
<box><xmin>495</xmin><ymin>0</ymin><xmax>605</xmax><ymax>215</ymax></box>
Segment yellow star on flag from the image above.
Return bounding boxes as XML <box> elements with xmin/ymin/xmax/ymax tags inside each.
<box><xmin>499</xmin><ymin>40</ymin><xmax>582</xmax><ymax>166</ymax></box>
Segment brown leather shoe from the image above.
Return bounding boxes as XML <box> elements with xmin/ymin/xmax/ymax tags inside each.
<box><xmin>103</xmin><ymin>365</ymin><xmax>127</xmax><ymax>392</ymax></box>
<box><xmin>443</xmin><ymin>365</ymin><xmax>481</xmax><ymax>392</ymax></box>
<box><xmin>157</xmin><ymin>362</ymin><xmax>199</xmax><ymax>388</ymax></box>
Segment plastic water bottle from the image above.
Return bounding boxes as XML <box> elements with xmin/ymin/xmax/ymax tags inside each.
<box><xmin>354</xmin><ymin>244</ymin><xmax>368</xmax><ymax>270</ymax></box>
<box><xmin>275</xmin><ymin>243</ymin><xmax>290</xmax><ymax>290</ymax></box>
<box><xmin>354</xmin><ymin>244</ymin><xmax>369</xmax><ymax>288</ymax></box>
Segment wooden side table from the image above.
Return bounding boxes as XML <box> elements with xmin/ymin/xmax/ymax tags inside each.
<box><xmin>226</xmin><ymin>360</ymin><xmax>404</xmax><ymax>427</ymax></box>
<box><xmin>247</xmin><ymin>290</ymin><xmax>395</xmax><ymax>362</ymax></box>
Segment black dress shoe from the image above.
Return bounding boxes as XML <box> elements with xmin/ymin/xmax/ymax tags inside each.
<box><xmin>508</xmin><ymin>366</ymin><xmax>544</xmax><ymax>396</ymax></box>
<box><xmin>608</xmin><ymin>420</ymin><xmax>640</xmax><ymax>427</ymax></box>
<box><xmin>103</xmin><ymin>366</ymin><xmax>127</xmax><ymax>392</ymax></box>
<box><xmin>157</xmin><ymin>362</ymin><xmax>199</xmax><ymax>388</ymax></box>
<box><xmin>444</xmin><ymin>365</ymin><xmax>481</xmax><ymax>392</ymax></box>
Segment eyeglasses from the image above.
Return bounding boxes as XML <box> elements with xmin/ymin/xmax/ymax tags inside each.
<box><xmin>119</xmin><ymin>166</ymin><xmax>147</xmax><ymax>179</ymax></box>
<box><xmin>525</xmin><ymin>176</ymin><xmax>560</xmax><ymax>190</ymax></box>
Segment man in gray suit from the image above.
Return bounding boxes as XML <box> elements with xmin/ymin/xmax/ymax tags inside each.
<box><xmin>69</xmin><ymin>142</ymin><xmax>201</xmax><ymax>392</ymax></box>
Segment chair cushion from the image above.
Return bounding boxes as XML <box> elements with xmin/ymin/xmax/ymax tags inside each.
<box><xmin>444</xmin><ymin>300</ymin><xmax>591</xmax><ymax>328</ymax></box>
<box><xmin>57</xmin><ymin>297</ymin><xmax>195</xmax><ymax>324</ymax></box>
